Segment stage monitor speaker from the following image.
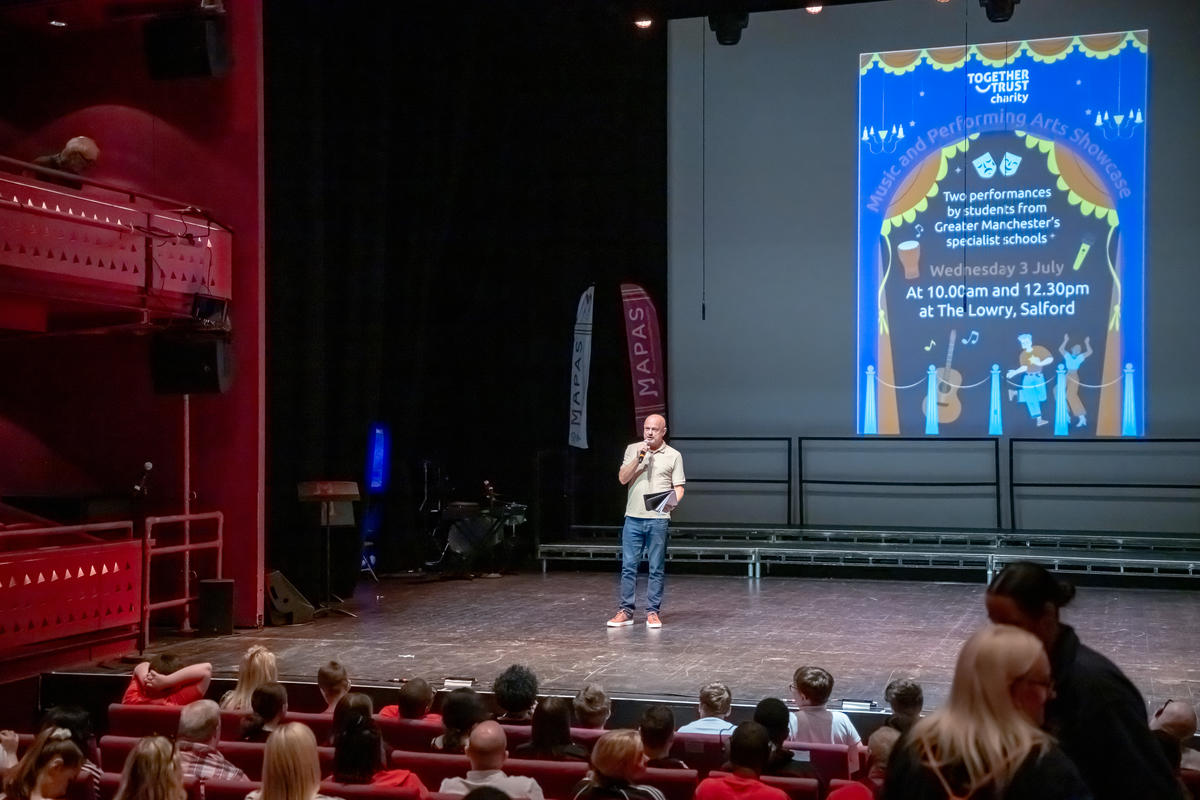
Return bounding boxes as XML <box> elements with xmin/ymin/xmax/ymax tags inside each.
<box><xmin>144</xmin><ymin>13</ymin><xmax>230</xmax><ymax>79</ymax></box>
<box><xmin>266</xmin><ymin>570</ymin><xmax>315</xmax><ymax>626</ymax></box>
<box><xmin>198</xmin><ymin>578</ymin><xmax>234</xmax><ymax>635</ymax></box>
<box><xmin>150</xmin><ymin>332</ymin><xmax>232</xmax><ymax>394</ymax></box>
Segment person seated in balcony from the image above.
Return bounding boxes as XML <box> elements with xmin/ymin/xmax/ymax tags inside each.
<box><xmin>122</xmin><ymin>654</ymin><xmax>212</xmax><ymax>706</ymax></box>
<box><xmin>571</xmin><ymin>730</ymin><xmax>663</xmax><ymax>800</ymax></box>
<box><xmin>438</xmin><ymin>721</ymin><xmax>544</xmax><ymax>800</ymax></box>
<box><xmin>493</xmin><ymin>665</ymin><xmax>539</xmax><ymax>725</ymax></box>
<box><xmin>112</xmin><ymin>735</ymin><xmax>186</xmax><ymax>800</ymax></box>
<box><xmin>31</xmin><ymin>136</ymin><xmax>99</xmax><ymax>189</ymax></box>
<box><xmin>379</xmin><ymin>678</ymin><xmax>441</xmax><ymax>723</ymax></box>
<box><xmin>329</xmin><ymin>698</ymin><xmax>428</xmax><ymax>797</ymax></box>
<box><xmin>513</xmin><ymin>697</ymin><xmax>588</xmax><ymax>762</ymax></box>
<box><xmin>788</xmin><ymin>666</ymin><xmax>861</xmax><ymax>773</ymax></box>
<box><xmin>433</xmin><ymin>688</ymin><xmax>490</xmax><ymax>754</ymax></box>
<box><xmin>240</xmin><ymin>683</ymin><xmax>288</xmax><ymax>743</ymax></box>
<box><xmin>752</xmin><ymin>698</ymin><xmax>820</xmax><ymax>784</ymax></box>
<box><xmin>695</xmin><ymin>722</ymin><xmax>788</xmax><ymax>800</ymax></box>
<box><xmin>638</xmin><ymin>706</ymin><xmax>687</xmax><ymax>770</ymax></box>
<box><xmin>883</xmin><ymin>679</ymin><xmax>923</xmax><ymax>735</ymax></box>
<box><xmin>0</xmin><ymin>727</ymin><xmax>83</xmax><ymax>800</ymax></box>
<box><xmin>221</xmin><ymin>645</ymin><xmax>279</xmax><ymax>712</ymax></box>
<box><xmin>573</xmin><ymin>684</ymin><xmax>611</xmax><ymax>730</ymax></box>
<box><xmin>318</xmin><ymin>661</ymin><xmax>351</xmax><ymax>714</ymax></box>
<box><xmin>178</xmin><ymin>700</ymin><xmax>248</xmax><ymax>782</ymax></box>
<box><xmin>678</xmin><ymin>682</ymin><xmax>736</xmax><ymax>736</ymax></box>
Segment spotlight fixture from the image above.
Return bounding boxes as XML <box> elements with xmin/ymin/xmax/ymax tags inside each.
<box><xmin>979</xmin><ymin>0</ymin><xmax>1018</xmax><ymax>22</ymax></box>
<box><xmin>806</xmin><ymin>4</ymin><xmax>823</xmax><ymax>13</ymax></box>
<box><xmin>708</xmin><ymin>12</ymin><xmax>749</xmax><ymax>45</ymax></box>
<box><xmin>634</xmin><ymin>16</ymin><xmax>653</xmax><ymax>29</ymax></box>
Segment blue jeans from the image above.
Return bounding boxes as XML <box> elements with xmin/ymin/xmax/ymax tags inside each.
<box><xmin>619</xmin><ymin>516</ymin><xmax>669</xmax><ymax>613</ymax></box>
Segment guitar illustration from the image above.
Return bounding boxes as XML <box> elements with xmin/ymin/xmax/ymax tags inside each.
<box><xmin>922</xmin><ymin>328</ymin><xmax>963</xmax><ymax>423</ymax></box>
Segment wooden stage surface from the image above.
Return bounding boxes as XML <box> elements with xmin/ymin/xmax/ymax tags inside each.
<box><xmin>110</xmin><ymin>570</ymin><xmax>1198</xmax><ymax>713</ymax></box>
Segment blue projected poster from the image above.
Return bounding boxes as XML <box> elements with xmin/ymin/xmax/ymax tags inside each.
<box><xmin>856</xmin><ymin>32</ymin><xmax>1147</xmax><ymax>437</ymax></box>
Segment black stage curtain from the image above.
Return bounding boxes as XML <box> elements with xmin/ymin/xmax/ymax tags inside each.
<box><xmin>265</xmin><ymin>1</ymin><xmax>667</xmax><ymax>585</ymax></box>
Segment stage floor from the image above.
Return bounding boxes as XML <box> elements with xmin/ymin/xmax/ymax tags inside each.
<box><xmin>119</xmin><ymin>570</ymin><xmax>1198</xmax><ymax>712</ymax></box>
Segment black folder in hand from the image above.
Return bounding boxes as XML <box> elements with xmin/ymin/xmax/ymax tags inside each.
<box><xmin>643</xmin><ymin>489</ymin><xmax>677</xmax><ymax>512</ymax></box>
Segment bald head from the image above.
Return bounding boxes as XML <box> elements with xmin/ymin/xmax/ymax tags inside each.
<box><xmin>466</xmin><ymin>720</ymin><xmax>508</xmax><ymax>770</ymax></box>
<box><xmin>1151</xmin><ymin>700</ymin><xmax>1198</xmax><ymax>742</ymax></box>
<box><xmin>643</xmin><ymin>415</ymin><xmax>667</xmax><ymax>450</ymax></box>
<box><xmin>60</xmin><ymin>136</ymin><xmax>99</xmax><ymax>174</ymax></box>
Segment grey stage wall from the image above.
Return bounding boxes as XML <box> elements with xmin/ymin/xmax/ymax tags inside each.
<box><xmin>666</xmin><ymin>0</ymin><xmax>1200</xmax><ymax>531</ymax></box>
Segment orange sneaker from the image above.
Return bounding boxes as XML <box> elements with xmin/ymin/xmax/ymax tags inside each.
<box><xmin>606</xmin><ymin>609</ymin><xmax>634</xmax><ymax>627</ymax></box>
<box><xmin>646</xmin><ymin>612</ymin><xmax>662</xmax><ymax>629</ymax></box>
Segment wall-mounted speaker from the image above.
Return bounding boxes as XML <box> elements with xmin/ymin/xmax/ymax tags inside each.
<box><xmin>150</xmin><ymin>331</ymin><xmax>233</xmax><ymax>394</ymax></box>
<box><xmin>144</xmin><ymin>13</ymin><xmax>230</xmax><ymax>79</ymax></box>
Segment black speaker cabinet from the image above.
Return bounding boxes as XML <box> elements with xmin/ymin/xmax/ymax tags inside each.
<box><xmin>266</xmin><ymin>570</ymin><xmax>315</xmax><ymax>626</ymax></box>
<box><xmin>198</xmin><ymin>578</ymin><xmax>234</xmax><ymax>635</ymax></box>
<box><xmin>150</xmin><ymin>332</ymin><xmax>232</xmax><ymax>394</ymax></box>
<box><xmin>144</xmin><ymin>13</ymin><xmax>230</xmax><ymax>79</ymax></box>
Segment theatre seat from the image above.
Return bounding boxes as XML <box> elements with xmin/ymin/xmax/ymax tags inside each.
<box><xmin>100</xmin><ymin>735</ymin><xmax>332</xmax><ymax>781</ymax></box>
<box><xmin>669</xmin><ymin>731</ymin><xmax>730</xmax><ymax>774</ymax></box>
<box><xmin>377</xmin><ymin>718</ymin><xmax>445</xmax><ymax>752</ymax></box>
<box><xmin>106</xmin><ymin>704</ymin><xmax>183</xmax><ymax>738</ymax></box>
<box><xmin>782</xmin><ymin>740</ymin><xmax>855</xmax><ymax>781</ymax></box>
<box><xmin>389</xmin><ymin>750</ymin><xmax>471</xmax><ymax>789</ymax></box>
<box><xmin>641</xmin><ymin>767</ymin><xmax>699</xmax><ymax>800</ymax></box>
<box><xmin>98</xmin><ymin>773</ymin><xmax>200</xmax><ymax>800</ymax></box>
<box><xmin>504</xmin><ymin>757</ymin><xmax>590</xmax><ymax>798</ymax></box>
<box><xmin>569</xmin><ymin>727</ymin><xmax>606</xmax><ymax>751</ymax></box>
<box><xmin>319</xmin><ymin>781</ymin><xmax>420</xmax><ymax>800</ymax></box>
<box><xmin>706</xmin><ymin>771</ymin><xmax>819</xmax><ymax>800</ymax></box>
<box><xmin>202</xmin><ymin>778</ymin><xmax>260</xmax><ymax>800</ymax></box>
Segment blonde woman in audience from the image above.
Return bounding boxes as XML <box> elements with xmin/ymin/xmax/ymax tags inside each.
<box><xmin>571</xmin><ymin>730</ymin><xmax>665</xmax><ymax>800</ymax></box>
<box><xmin>0</xmin><ymin>727</ymin><xmax>83</xmax><ymax>800</ymax></box>
<box><xmin>884</xmin><ymin>624</ymin><xmax>1091</xmax><ymax>800</ymax></box>
<box><xmin>112</xmin><ymin>736</ymin><xmax>185</xmax><ymax>800</ymax></box>
<box><xmin>247</xmin><ymin>723</ymin><xmax>337</xmax><ymax>800</ymax></box>
<box><xmin>221</xmin><ymin>645</ymin><xmax>278</xmax><ymax>711</ymax></box>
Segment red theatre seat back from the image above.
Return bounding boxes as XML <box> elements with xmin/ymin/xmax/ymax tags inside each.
<box><xmin>783</xmin><ymin>740</ymin><xmax>855</xmax><ymax>780</ymax></box>
<box><xmin>642</xmin><ymin>767</ymin><xmax>700</xmax><ymax>800</ymax></box>
<box><xmin>503</xmin><ymin>757</ymin><xmax>590</xmax><ymax>798</ymax></box>
<box><xmin>99</xmin><ymin>773</ymin><xmax>201</xmax><ymax>800</ymax></box>
<box><xmin>318</xmin><ymin>782</ymin><xmax>420</xmax><ymax>800</ymax></box>
<box><xmin>389</xmin><ymin>750</ymin><xmax>470</xmax><ymax>790</ymax></box>
<box><xmin>377</xmin><ymin>718</ymin><xmax>445</xmax><ymax>752</ymax></box>
<box><xmin>669</xmin><ymin>732</ymin><xmax>730</xmax><ymax>774</ymax></box>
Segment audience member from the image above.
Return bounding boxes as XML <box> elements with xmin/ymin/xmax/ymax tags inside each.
<box><xmin>330</xmin><ymin>699</ymin><xmax>428</xmax><ymax>797</ymax></box>
<box><xmin>678</xmin><ymin>682</ymin><xmax>736</xmax><ymax>736</ymax></box>
<box><xmin>112</xmin><ymin>735</ymin><xmax>185</xmax><ymax>800</ymax></box>
<box><xmin>788</xmin><ymin>666</ymin><xmax>862</xmax><ymax>773</ymax></box>
<box><xmin>318</xmin><ymin>662</ymin><xmax>351</xmax><ymax>714</ymax></box>
<box><xmin>827</xmin><ymin>784</ymin><xmax>874</xmax><ymax>800</ymax></box>
<box><xmin>638</xmin><ymin>706</ymin><xmax>687</xmax><ymax>770</ymax></box>
<box><xmin>493</xmin><ymin>665</ymin><xmax>539</xmax><ymax>724</ymax></box>
<box><xmin>1150</xmin><ymin>700</ymin><xmax>1200</xmax><ymax>772</ymax></box>
<box><xmin>249</xmin><ymin>723</ymin><xmax>337</xmax><ymax>800</ymax></box>
<box><xmin>122</xmin><ymin>654</ymin><xmax>212</xmax><ymax>706</ymax></box>
<box><xmin>884</xmin><ymin>624</ymin><xmax>1090</xmax><ymax>800</ymax></box>
<box><xmin>752</xmin><ymin>698</ymin><xmax>820</xmax><ymax>784</ymax></box>
<box><xmin>513</xmin><ymin>697</ymin><xmax>587</xmax><ymax>762</ymax></box>
<box><xmin>221</xmin><ymin>645</ymin><xmax>278</xmax><ymax>711</ymax></box>
<box><xmin>177</xmin><ymin>700</ymin><xmax>248</xmax><ymax>781</ymax></box>
<box><xmin>862</xmin><ymin>726</ymin><xmax>899</xmax><ymax>796</ymax></box>
<box><xmin>240</xmin><ymin>683</ymin><xmax>289</xmax><ymax>743</ymax></box>
<box><xmin>32</xmin><ymin>136</ymin><xmax>99</xmax><ymax>188</ymax></box>
<box><xmin>38</xmin><ymin>707</ymin><xmax>101</xmax><ymax>792</ymax></box>
<box><xmin>696</xmin><ymin>722</ymin><xmax>787</xmax><ymax>800</ymax></box>
<box><xmin>573</xmin><ymin>684</ymin><xmax>611</xmax><ymax>730</ymax></box>
<box><xmin>571</xmin><ymin>730</ymin><xmax>664</xmax><ymax>800</ymax></box>
<box><xmin>438</xmin><ymin>721</ymin><xmax>544</xmax><ymax>800</ymax></box>
<box><xmin>331</xmin><ymin>693</ymin><xmax>375</xmax><ymax>747</ymax></box>
<box><xmin>0</xmin><ymin>730</ymin><xmax>15</xmax><ymax>774</ymax></box>
<box><xmin>883</xmin><ymin>679</ymin><xmax>923</xmax><ymax>732</ymax></box>
<box><xmin>379</xmin><ymin>678</ymin><xmax>441</xmax><ymax>722</ymax></box>
<box><xmin>0</xmin><ymin>727</ymin><xmax>83</xmax><ymax>800</ymax></box>
<box><xmin>435</xmin><ymin>688</ymin><xmax>491</xmax><ymax>753</ymax></box>
<box><xmin>986</xmin><ymin>561</ymin><xmax>1182</xmax><ymax>800</ymax></box>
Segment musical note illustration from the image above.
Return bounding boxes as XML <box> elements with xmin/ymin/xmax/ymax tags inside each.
<box><xmin>960</xmin><ymin>330</ymin><xmax>980</xmax><ymax>346</ymax></box>
<box><xmin>914</xmin><ymin>223</ymin><xmax>924</xmax><ymax>239</ymax></box>
<box><xmin>924</xmin><ymin>340</ymin><xmax>936</xmax><ymax>351</ymax></box>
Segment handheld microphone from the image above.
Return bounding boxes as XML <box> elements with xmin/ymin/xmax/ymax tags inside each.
<box><xmin>133</xmin><ymin>461</ymin><xmax>153</xmax><ymax>496</ymax></box>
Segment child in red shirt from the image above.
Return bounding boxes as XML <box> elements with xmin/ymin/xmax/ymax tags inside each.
<box><xmin>121</xmin><ymin>654</ymin><xmax>212</xmax><ymax>706</ymax></box>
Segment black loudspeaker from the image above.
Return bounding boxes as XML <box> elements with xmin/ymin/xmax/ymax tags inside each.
<box><xmin>144</xmin><ymin>13</ymin><xmax>230</xmax><ymax>79</ymax></box>
<box><xmin>150</xmin><ymin>332</ymin><xmax>232</xmax><ymax>394</ymax></box>
<box><xmin>266</xmin><ymin>570</ymin><xmax>315</xmax><ymax>626</ymax></box>
<box><xmin>198</xmin><ymin>578</ymin><xmax>234</xmax><ymax>635</ymax></box>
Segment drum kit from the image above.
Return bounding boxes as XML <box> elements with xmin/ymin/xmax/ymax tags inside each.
<box><xmin>423</xmin><ymin>471</ymin><xmax>527</xmax><ymax>576</ymax></box>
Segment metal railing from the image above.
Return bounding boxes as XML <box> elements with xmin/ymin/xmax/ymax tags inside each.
<box><xmin>141</xmin><ymin>511</ymin><xmax>224</xmax><ymax>648</ymax></box>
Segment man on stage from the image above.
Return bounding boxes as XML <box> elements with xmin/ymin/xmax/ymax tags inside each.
<box><xmin>608</xmin><ymin>413</ymin><xmax>685</xmax><ymax>629</ymax></box>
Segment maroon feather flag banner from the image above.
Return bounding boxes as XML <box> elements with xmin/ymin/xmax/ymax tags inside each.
<box><xmin>620</xmin><ymin>283</ymin><xmax>666</xmax><ymax>434</ymax></box>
